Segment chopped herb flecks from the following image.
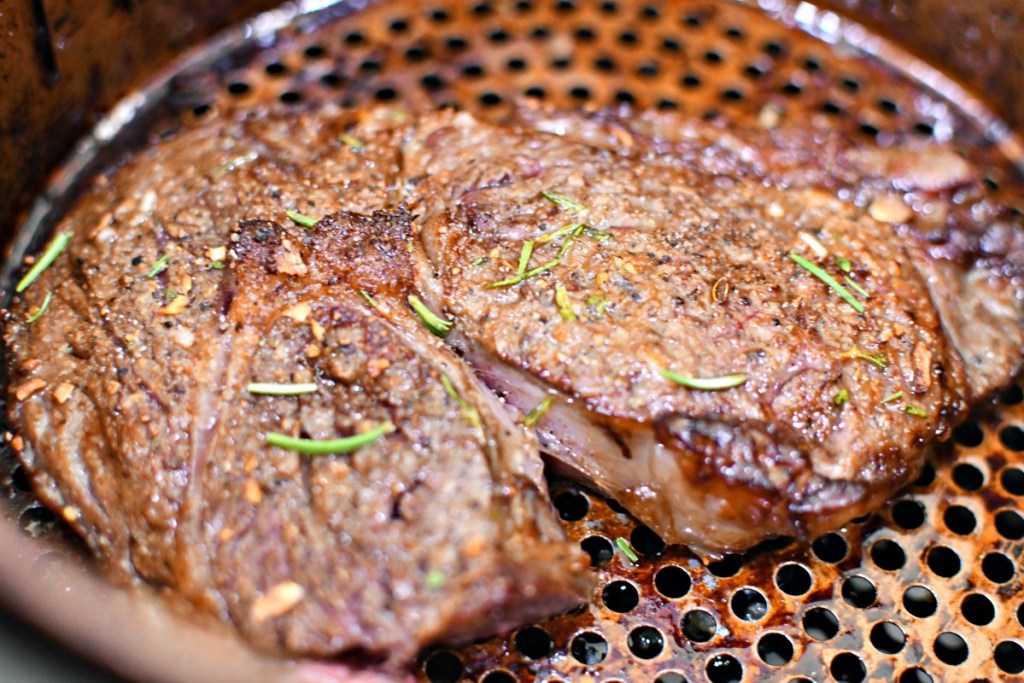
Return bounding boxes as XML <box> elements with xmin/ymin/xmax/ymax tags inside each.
<box><xmin>587</xmin><ymin>295</ymin><xmax>610</xmax><ymax>316</ymax></box>
<box><xmin>286</xmin><ymin>211</ymin><xmax>317</xmax><ymax>228</ymax></box>
<box><xmin>615</xmin><ymin>536</ymin><xmax>639</xmax><ymax>564</ymax></box>
<box><xmin>582</xmin><ymin>226</ymin><xmax>612</xmax><ymax>244</ymax></box>
<box><xmin>661</xmin><ymin>369</ymin><xmax>747</xmax><ymax>390</ymax></box>
<box><xmin>555</xmin><ymin>283</ymin><xmax>577</xmax><ymax>322</ymax></box>
<box><xmin>836</xmin><ymin>257</ymin><xmax>852</xmax><ymax>273</ymax></box>
<box><xmin>440</xmin><ymin>374</ymin><xmax>482</xmax><ymax>430</ymax></box>
<box><xmin>147</xmin><ymin>253</ymin><xmax>170</xmax><ymax>279</ymax></box>
<box><xmin>25</xmin><ymin>291</ymin><xmax>53</xmax><ymax>324</ymax></box>
<box><xmin>841</xmin><ymin>346</ymin><xmax>887</xmax><ymax>369</ymax></box>
<box><xmin>833</xmin><ymin>388</ymin><xmax>850</xmax><ymax>406</ymax></box>
<box><xmin>360</xmin><ymin>289</ymin><xmax>379</xmax><ymax>310</ymax></box>
<box><xmin>425</xmin><ymin>569</ymin><xmax>446</xmax><ymax>589</ymax></box>
<box><xmin>408</xmin><ymin>295</ymin><xmax>452</xmax><ymax>337</ymax></box>
<box><xmin>541</xmin><ymin>190</ymin><xmax>587</xmax><ymax>214</ymax></box>
<box><xmin>535</xmin><ymin>222</ymin><xmax>583</xmax><ymax>245</ymax></box>
<box><xmin>340</xmin><ymin>134</ymin><xmax>365</xmax><ymax>151</ymax></box>
<box><xmin>16</xmin><ymin>231</ymin><xmax>73</xmax><ymax>293</ymax></box>
<box><xmin>489</xmin><ymin>240</ymin><xmax>536</xmax><ymax>288</ymax></box>
<box><xmin>844</xmin><ymin>276</ymin><xmax>870</xmax><ymax>298</ymax></box>
<box><xmin>881</xmin><ymin>391</ymin><xmax>903</xmax><ymax>404</ymax></box>
<box><xmin>905</xmin><ymin>405</ymin><xmax>928</xmax><ymax>418</ymax></box>
<box><xmin>789</xmin><ymin>253</ymin><xmax>865</xmax><ymax>313</ymax></box>
<box><xmin>210</xmin><ymin>260</ymin><xmax>226</xmax><ymax>270</ymax></box>
<box><xmin>523</xmin><ymin>396</ymin><xmax>554</xmax><ymax>428</ymax></box>
<box><xmin>247</xmin><ymin>382</ymin><xmax>318</xmax><ymax>396</ymax></box>
<box><xmin>266</xmin><ymin>421</ymin><xmax>393</xmax><ymax>455</ymax></box>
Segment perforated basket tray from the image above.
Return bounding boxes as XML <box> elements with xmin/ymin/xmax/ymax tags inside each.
<box><xmin>4</xmin><ymin>1</ymin><xmax>1024</xmax><ymax>681</ymax></box>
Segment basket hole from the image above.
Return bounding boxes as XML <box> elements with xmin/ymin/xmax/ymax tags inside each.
<box><xmin>618</xmin><ymin>30</ymin><xmax>639</xmax><ymax>46</ymax></box>
<box><xmin>926</xmin><ymin>545</ymin><xmax>961</xmax><ymax>577</ymax></box>
<box><xmin>724</xmin><ymin>26</ymin><xmax>745</xmax><ymax>40</ymax></box>
<box><xmin>429</xmin><ymin>8</ymin><xmax>451</xmax><ymax>22</ymax></box>
<box><xmin>877</xmin><ymin>98</ymin><xmax>900</xmax><ymax>114</ymax></box>
<box><xmin>424</xmin><ymin>650</ymin><xmax>463</xmax><ymax>683</ymax></box>
<box><xmin>627</xmin><ymin>625</ymin><xmax>664</xmax><ymax>659</ymax></box>
<box><xmin>375</xmin><ymin>87</ymin><xmax>398</xmax><ymax>102</ymax></box>
<box><xmin>763</xmin><ymin>40</ymin><xmax>785</xmax><ymax>56</ymax></box>
<box><xmin>1002</xmin><ymin>467</ymin><xmax>1024</xmax><ymax>495</ymax></box>
<box><xmin>574</xmin><ymin>26</ymin><xmax>596</xmax><ymax>42</ymax></box>
<box><xmin>488</xmin><ymin>29</ymin><xmax>510</xmax><ymax>43</ymax></box>
<box><xmin>757</xmin><ymin>633</ymin><xmax>794</xmax><ymax>665</ymax></box>
<box><xmin>943</xmin><ymin>505</ymin><xmax>976</xmax><ymax>535</ymax></box>
<box><xmin>661</xmin><ymin>38</ymin><xmax>681</xmax><ymax>52</ymax></box>
<box><xmin>554</xmin><ymin>489</ymin><xmax>589</xmax><ymax>521</ymax></box>
<box><xmin>421</xmin><ymin>74</ymin><xmax>445</xmax><ymax>92</ymax></box>
<box><xmin>781</xmin><ymin>82</ymin><xmax>802</xmax><ymax>96</ymax></box>
<box><xmin>903</xmin><ymin>585</ymin><xmax>937</xmax><ymax>618</ymax></box>
<box><xmin>570</xmin><ymin>631</ymin><xmax>608</xmax><ymax>664</ymax></box>
<box><xmin>580</xmin><ymin>536</ymin><xmax>613</xmax><ymax>567</ymax></box>
<box><xmin>913</xmin><ymin>461</ymin><xmax>937</xmax><ymax>487</ymax></box>
<box><xmin>192</xmin><ymin>103</ymin><xmax>211</xmax><ymax>117</ymax></box>
<box><xmin>871</xmin><ymin>539</ymin><xmax>905</xmax><ymax>571</ymax></box>
<box><xmin>961</xmin><ymin>593</ymin><xmax>995</xmax><ymax>625</ymax></box>
<box><xmin>480</xmin><ymin>671</ymin><xmax>514</xmax><ymax>683</ymax></box>
<box><xmin>654</xmin><ymin>673</ymin><xmax>686</xmax><ymax>683</ymax></box>
<box><xmin>514</xmin><ymin>625</ymin><xmax>552</xmax><ymax>659</ymax></box>
<box><xmin>594</xmin><ymin>56</ymin><xmax>617</xmax><ymax>72</ymax></box>
<box><xmin>227</xmin><ymin>81</ymin><xmax>251</xmax><ymax>96</ymax></box>
<box><xmin>934</xmin><ymin>632</ymin><xmax>969</xmax><ymax>665</ymax></box>
<box><xmin>1001</xmin><ymin>384</ymin><xmax>1024</xmax><ymax>404</ymax></box>
<box><xmin>821</xmin><ymin>101</ymin><xmax>844</xmax><ymax>116</ymax></box>
<box><xmin>812</xmin><ymin>532</ymin><xmax>848</xmax><ymax>563</ymax></box>
<box><xmin>569</xmin><ymin>86</ymin><xmax>591</xmax><ymax>100</ymax></box>
<box><xmin>303</xmin><ymin>44</ymin><xmax>327</xmax><ymax>59</ymax></box>
<box><xmin>703</xmin><ymin>50</ymin><xmax>724</xmax><ymax>65</ymax></box>
<box><xmin>859</xmin><ymin>122</ymin><xmax>880</xmax><ymax>138</ymax></box>
<box><xmin>461</xmin><ymin>63</ymin><xmax>485</xmax><ymax>78</ymax></box>
<box><xmin>731</xmin><ymin>588</ymin><xmax>768</xmax><ymax>622</ymax></box>
<box><xmin>631</xmin><ymin>525</ymin><xmax>665</xmax><ymax>557</ymax></box>
<box><xmin>406</xmin><ymin>45</ymin><xmax>430</xmax><ymax>62</ymax></box>
<box><xmin>913</xmin><ymin>122</ymin><xmax>934</xmax><ymax>137</ymax></box>
<box><xmin>803</xmin><ymin>607</ymin><xmax>839</xmax><ymax>641</ymax></box>
<box><xmin>641</xmin><ymin>4</ymin><xmax>661</xmax><ymax>20</ymax></box>
<box><xmin>996</xmin><ymin>509</ymin><xmax>1024</xmax><ymax>539</ymax></box>
<box><xmin>524</xmin><ymin>86</ymin><xmax>546</xmax><ymax>100</ymax></box>
<box><xmin>952</xmin><ymin>421</ymin><xmax>984</xmax><ymax>447</ymax></box>
<box><xmin>637</xmin><ymin>61</ymin><xmax>660</xmax><ymax>78</ymax></box>
<box><xmin>720</xmin><ymin>88</ymin><xmax>744</xmax><ymax>102</ymax></box>
<box><xmin>445</xmin><ymin>36</ymin><xmax>469</xmax><ymax>51</ymax></box>
<box><xmin>830</xmin><ymin>652</ymin><xmax>867</xmax><ymax>682</ymax></box>
<box><xmin>11</xmin><ymin>464</ymin><xmax>31</xmax><ymax>492</ymax></box>
<box><xmin>744</xmin><ymin>64</ymin><xmax>765</xmax><ymax>79</ymax></box>
<box><xmin>982</xmin><ymin>552</ymin><xmax>1014</xmax><ymax>583</ymax></box>
<box><xmin>995</xmin><ymin>641</ymin><xmax>1024</xmax><ymax>674</ymax></box>
<box><xmin>840</xmin><ymin>77</ymin><xmax>861</xmax><ymax>92</ymax></box>
<box><xmin>265</xmin><ymin>62</ymin><xmax>287</xmax><ymax>76</ymax></box>
<box><xmin>707</xmin><ymin>553</ymin><xmax>742</xmax><ymax>577</ymax></box>
<box><xmin>681</xmin><ymin>74</ymin><xmax>702</xmax><ymax>89</ymax></box>
<box><xmin>681</xmin><ymin>609</ymin><xmax>716</xmax><ymax>642</ymax></box>
<box><xmin>870</xmin><ymin>621</ymin><xmax>906</xmax><ymax>654</ymax></box>
<box><xmin>899</xmin><ymin>668</ymin><xmax>933</xmax><ymax>683</ymax></box>
<box><xmin>506</xmin><ymin>57</ymin><xmax>527</xmax><ymax>72</ymax></box>
<box><xmin>359</xmin><ymin>59</ymin><xmax>381</xmax><ymax>75</ymax></box>
<box><xmin>615</xmin><ymin>90</ymin><xmax>636</xmax><ymax>105</ymax></box>
<box><xmin>842</xmin><ymin>576</ymin><xmax>876</xmax><ymax>608</ymax></box>
<box><xmin>706</xmin><ymin>654</ymin><xmax>742</xmax><ymax>683</ymax></box>
<box><xmin>319</xmin><ymin>72</ymin><xmax>344</xmax><ymax>88</ymax></box>
<box><xmin>602</xmin><ymin>580</ymin><xmax>639</xmax><ymax>613</ymax></box>
<box><xmin>1019</xmin><ymin>601</ymin><xmax>1024</xmax><ymax>627</ymax></box>
<box><xmin>555</xmin><ymin>0</ymin><xmax>576</xmax><ymax>12</ymax></box>
<box><xmin>655</xmin><ymin>565</ymin><xmax>691</xmax><ymax>598</ymax></box>
<box><xmin>891</xmin><ymin>499</ymin><xmax>926</xmax><ymax>529</ymax></box>
<box><xmin>1000</xmin><ymin>426</ymin><xmax>1024</xmax><ymax>451</ymax></box>
<box><xmin>776</xmin><ymin>563</ymin><xmax>812</xmax><ymax>596</ymax></box>
<box><xmin>657</xmin><ymin>98</ymin><xmax>679</xmax><ymax>111</ymax></box>
<box><xmin>343</xmin><ymin>30</ymin><xmax>365</xmax><ymax>45</ymax></box>
<box><xmin>18</xmin><ymin>506</ymin><xmax>56</xmax><ymax>537</ymax></box>
<box><xmin>683</xmin><ymin>12</ymin><xmax>703</xmax><ymax>27</ymax></box>
<box><xmin>803</xmin><ymin>56</ymin><xmax>822</xmax><ymax>71</ymax></box>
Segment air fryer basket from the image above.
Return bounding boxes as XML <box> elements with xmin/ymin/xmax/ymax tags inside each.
<box><xmin>2</xmin><ymin>1</ymin><xmax>1024</xmax><ymax>682</ymax></box>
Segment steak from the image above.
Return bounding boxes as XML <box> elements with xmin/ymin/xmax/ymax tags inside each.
<box><xmin>3</xmin><ymin>107</ymin><xmax>590</xmax><ymax>663</ymax></box>
<box><xmin>400</xmin><ymin>106</ymin><xmax>1024</xmax><ymax>554</ymax></box>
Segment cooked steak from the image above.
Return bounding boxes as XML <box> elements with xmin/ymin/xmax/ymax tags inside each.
<box><xmin>3</xmin><ymin>107</ymin><xmax>590</xmax><ymax>663</ymax></box>
<box><xmin>401</xmin><ymin>107</ymin><xmax>1024</xmax><ymax>554</ymax></box>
